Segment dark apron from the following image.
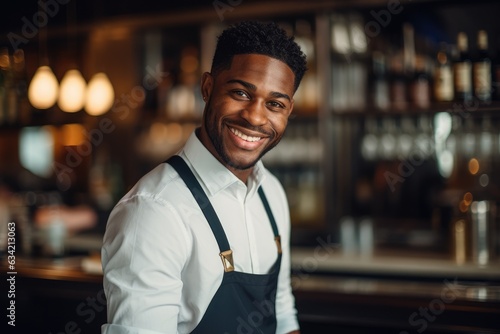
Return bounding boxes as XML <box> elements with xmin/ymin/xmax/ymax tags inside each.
<box><xmin>166</xmin><ymin>155</ymin><xmax>282</xmax><ymax>334</ymax></box>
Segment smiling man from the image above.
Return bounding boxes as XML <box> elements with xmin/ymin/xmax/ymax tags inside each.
<box><xmin>102</xmin><ymin>21</ymin><xmax>306</xmax><ymax>334</ymax></box>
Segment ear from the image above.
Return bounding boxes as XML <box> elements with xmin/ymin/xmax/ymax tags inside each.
<box><xmin>201</xmin><ymin>72</ymin><xmax>213</xmax><ymax>101</ymax></box>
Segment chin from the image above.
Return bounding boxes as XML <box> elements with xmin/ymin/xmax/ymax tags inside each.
<box><xmin>223</xmin><ymin>152</ymin><xmax>261</xmax><ymax>171</ymax></box>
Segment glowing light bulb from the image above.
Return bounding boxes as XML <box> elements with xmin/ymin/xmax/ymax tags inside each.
<box><xmin>28</xmin><ymin>66</ymin><xmax>59</xmax><ymax>109</ymax></box>
<box><xmin>58</xmin><ymin>69</ymin><xmax>86</xmax><ymax>113</ymax></box>
<box><xmin>85</xmin><ymin>72</ymin><xmax>114</xmax><ymax>116</ymax></box>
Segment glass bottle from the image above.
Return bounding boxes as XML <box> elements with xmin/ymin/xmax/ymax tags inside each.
<box><xmin>434</xmin><ymin>43</ymin><xmax>454</xmax><ymax>102</ymax></box>
<box><xmin>494</xmin><ymin>37</ymin><xmax>500</xmax><ymax>101</ymax></box>
<box><xmin>410</xmin><ymin>54</ymin><xmax>431</xmax><ymax>109</ymax></box>
<box><xmin>473</xmin><ymin>30</ymin><xmax>492</xmax><ymax>103</ymax></box>
<box><xmin>389</xmin><ymin>51</ymin><xmax>407</xmax><ymax>111</ymax></box>
<box><xmin>371</xmin><ymin>51</ymin><xmax>390</xmax><ymax>111</ymax></box>
<box><xmin>453</xmin><ymin>32</ymin><xmax>473</xmax><ymax>102</ymax></box>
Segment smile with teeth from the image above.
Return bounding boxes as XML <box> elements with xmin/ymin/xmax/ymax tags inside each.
<box><xmin>229</xmin><ymin>127</ymin><xmax>262</xmax><ymax>142</ymax></box>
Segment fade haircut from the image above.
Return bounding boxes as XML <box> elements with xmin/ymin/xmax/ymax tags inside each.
<box><xmin>210</xmin><ymin>21</ymin><xmax>307</xmax><ymax>92</ymax></box>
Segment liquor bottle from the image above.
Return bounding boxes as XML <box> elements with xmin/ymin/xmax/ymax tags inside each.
<box><xmin>473</xmin><ymin>30</ymin><xmax>492</xmax><ymax>103</ymax></box>
<box><xmin>434</xmin><ymin>43</ymin><xmax>454</xmax><ymax>102</ymax></box>
<box><xmin>410</xmin><ymin>54</ymin><xmax>431</xmax><ymax>109</ymax></box>
<box><xmin>388</xmin><ymin>51</ymin><xmax>407</xmax><ymax>111</ymax></box>
<box><xmin>453</xmin><ymin>32</ymin><xmax>473</xmax><ymax>102</ymax></box>
<box><xmin>293</xmin><ymin>19</ymin><xmax>318</xmax><ymax>113</ymax></box>
<box><xmin>494</xmin><ymin>37</ymin><xmax>500</xmax><ymax>101</ymax></box>
<box><xmin>371</xmin><ymin>51</ymin><xmax>390</xmax><ymax>111</ymax></box>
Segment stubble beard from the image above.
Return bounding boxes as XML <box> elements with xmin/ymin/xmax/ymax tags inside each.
<box><xmin>204</xmin><ymin>106</ymin><xmax>282</xmax><ymax>171</ymax></box>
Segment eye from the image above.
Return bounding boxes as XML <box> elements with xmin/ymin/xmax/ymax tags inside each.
<box><xmin>231</xmin><ymin>90</ymin><xmax>249</xmax><ymax>99</ymax></box>
<box><xmin>267</xmin><ymin>100</ymin><xmax>285</xmax><ymax>110</ymax></box>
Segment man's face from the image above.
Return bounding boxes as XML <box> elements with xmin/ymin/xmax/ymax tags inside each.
<box><xmin>200</xmin><ymin>54</ymin><xmax>295</xmax><ymax>171</ymax></box>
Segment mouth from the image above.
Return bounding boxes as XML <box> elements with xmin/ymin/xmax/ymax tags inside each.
<box><xmin>229</xmin><ymin>126</ymin><xmax>264</xmax><ymax>142</ymax></box>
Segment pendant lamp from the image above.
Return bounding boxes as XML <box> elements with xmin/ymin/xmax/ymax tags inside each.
<box><xmin>27</xmin><ymin>7</ymin><xmax>59</xmax><ymax>110</ymax></box>
<box><xmin>58</xmin><ymin>0</ymin><xmax>86</xmax><ymax>113</ymax></box>
<box><xmin>58</xmin><ymin>69</ymin><xmax>86</xmax><ymax>113</ymax></box>
<box><xmin>28</xmin><ymin>65</ymin><xmax>59</xmax><ymax>109</ymax></box>
<box><xmin>85</xmin><ymin>72</ymin><xmax>114</xmax><ymax>116</ymax></box>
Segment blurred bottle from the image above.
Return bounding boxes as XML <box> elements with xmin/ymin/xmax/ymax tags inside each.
<box><xmin>330</xmin><ymin>13</ymin><xmax>350</xmax><ymax>112</ymax></box>
<box><xmin>410</xmin><ymin>54</ymin><xmax>431</xmax><ymax>109</ymax></box>
<box><xmin>470</xmin><ymin>200</ymin><xmax>496</xmax><ymax>266</ymax></box>
<box><xmin>472</xmin><ymin>30</ymin><xmax>492</xmax><ymax>103</ymax></box>
<box><xmin>494</xmin><ymin>37</ymin><xmax>500</xmax><ymax>100</ymax></box>
<box><xmin>370</xmin><ymin>51</ymin><xmax>390</xmax><ymax>111</ymax></box>
<box><xmin>166</xmin><ymin>46</ymin><xmax>202</xmax><ymax>119</ymax></box>
<box><xmin>389</xmin><ymin>51</ymin><xmax>407</xmax><ymax>111</ymax></box>
<box><xmin>297</xmin><ymin>169</ymin><xmax>320</xmax><ymax>223</ymax></box>
<box><xmin>453</xmin><ymin>32</ymin><xmax>473</xmax><ymax>102</ymax></box>
<box><xmin>451</xmin><ymin>218</ymin><xmax>467</xmax><ymax>264</ymax></box>
<box><xmin>360</xmin><ymin>117</ymin><xmax>379</xmax><ymax>161</ymax></box>
<box><xmin>293</xmin><ymin>19</ymin><xmax>318</xmax><ymax>113</ymax></box>
<box><xmin>347</xmin><ymin>13</ymin><xmax>368</xmax><ymax>111</ymax></box>
<box><xmin>434</xmin><ymin>43</ymin><xmax>454</xmax><ymax>102</ymax></box>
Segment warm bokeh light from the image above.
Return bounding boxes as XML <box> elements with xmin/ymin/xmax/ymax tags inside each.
<box><xmin>58</xmin><ymin>69</ymin><xmax>87</xmax><ymax>113</ymax></box>
<box><xmin>468</xmin><ymin>158</ymin><xmax>480</xmax><ymax>175</ymax></box>
<box><xmin>180</xmin><ymin>55</ymin><xmax>199</xmax><ymax>73</ymax></box>
<box><xmin>463</xmin><ymin>192</ymin><xmax>473</xmax><ymax>205</ymax></box>
<box><xmin>85</xmin><ymin>72</ymin><xmax>115</xmax><ymax>116</ymax></box>
<box><xmin>149</xmin><ymin>122</ymin><xmax>169</xmax><ymax>145</ymax></box>
<box><xmin>28</xmin><ymin>66</ymin><xmax>59</xmax><ymax>109</ymax></box>
<box><xmin>459</xmin><ymin>192</ymin><xmax>474</xmax><ymax>213</ymax></box>
<box><xmin>459</xmin><ymin>200</ymin><xmax>470</xmax><ymax>213</ymax></box>
<box><xmin>61</xmin><ymin>123</ymin><xmax>86</xmax><ymax>146</ymax></box>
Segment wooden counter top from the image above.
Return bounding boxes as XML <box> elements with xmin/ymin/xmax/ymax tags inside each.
<box><xmin>291</xmin><ymin>247</ymin><xmax>500</xmax><ymax>282</ymax></box>
<box><xmin>1</xmin><ymin>255</ymin><xmax>103</xmax><ymax>283</ymax></box>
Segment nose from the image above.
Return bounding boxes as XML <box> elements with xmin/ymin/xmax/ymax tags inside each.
<box><xmin>240</xmin><ymin>100</ymin><xmax>267</xmax><ymax>126</ymax></box>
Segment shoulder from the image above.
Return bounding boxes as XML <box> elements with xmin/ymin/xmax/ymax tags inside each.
<box><xmin>103</xmin><ymin>162</ymin><xmax>196</xmax><ymax>264</ymax></box>
<box><xmin>112</xmin><ymin>161</ymin><xmax>199</xmax><ymax>214</ymax></box>
<box><xmin>104</xmin><ymin>161</ymin><xmax>196</xmax><ymax>242</ymax></box>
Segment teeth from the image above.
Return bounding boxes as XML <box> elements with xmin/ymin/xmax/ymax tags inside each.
<box><xmin>230</xmin><ymin>127</ymin><xmax>261</xmax><ymax>142</ymax></box>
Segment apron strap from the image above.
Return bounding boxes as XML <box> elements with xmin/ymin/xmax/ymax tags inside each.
<box><xmin>258</xmin><ymin>187</ymin><xmax>282</xmax><ymax>254</ymax></box>
<box><xmin>166</xmin><ymin>155</ymin><xmax>234</xmax><ymax>271</ymax></box>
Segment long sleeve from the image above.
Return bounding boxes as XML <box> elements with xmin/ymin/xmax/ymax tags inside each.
<box><xmin>101</xmin><ymin>194</ymin><xmax>191</xmax><ymax>334</ymax></box>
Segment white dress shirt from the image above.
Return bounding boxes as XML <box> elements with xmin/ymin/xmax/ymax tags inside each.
<box><xmin>101</xmin><ymin>130</ymin><xmax>299</xmax><ymax>334</ymax></box>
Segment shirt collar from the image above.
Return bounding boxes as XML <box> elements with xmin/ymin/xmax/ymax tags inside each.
<box><xmin>181</xmin><ymin>129</ymin><xmax>266</xmax><ymax>198</ymax></box>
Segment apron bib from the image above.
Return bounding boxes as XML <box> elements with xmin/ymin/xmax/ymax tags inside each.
<box><xmin>166</xmin><ymin>155</ymin><xmax>282</xmax><ymax>334</ymax></box>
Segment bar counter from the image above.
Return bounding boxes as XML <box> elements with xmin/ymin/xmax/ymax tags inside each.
<box><xmin>291</xmin><ymin>247</ymin><xmax>500</xmax><ymax>333</ymax></box>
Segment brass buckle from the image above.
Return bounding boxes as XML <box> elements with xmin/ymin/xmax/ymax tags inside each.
<box><xmin>275</xmin><ymin>236</ymin><xmax>282</xmax><ymax>254</ymax></box>
<box><xmin>219</xmin><ymin>250</ymin><xmax>234</xmax><ymax>272</ymax></box>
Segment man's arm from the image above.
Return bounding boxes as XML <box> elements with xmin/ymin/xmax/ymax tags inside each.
<box><xmin>102</xmin><ymin>196</ymin><xmax>189</xmax><ymax>333</ymax></box>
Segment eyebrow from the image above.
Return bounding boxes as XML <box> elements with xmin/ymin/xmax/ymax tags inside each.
<box><xmin>226</xmin><ymin>79</ymin><xmax>291</xmax><ymax>102</ymax></box>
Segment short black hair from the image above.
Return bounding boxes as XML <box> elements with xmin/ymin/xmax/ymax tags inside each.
<box><xmin>210</xmin><ymin>21</ymin><xmax>307</xmax><ymax>92</ymax></box>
